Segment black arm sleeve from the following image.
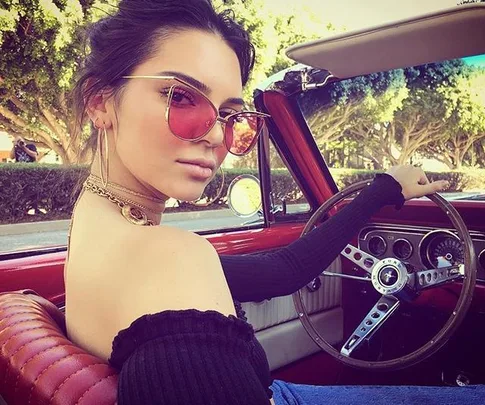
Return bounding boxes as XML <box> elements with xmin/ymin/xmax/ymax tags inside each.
<box><xmin>220</xmin><ymin>174</ymin><xmax>404</xmax><ymax>302</ymax></box>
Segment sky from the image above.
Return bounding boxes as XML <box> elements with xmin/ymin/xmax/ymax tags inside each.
<box><xmin>464</xmin><ymin>54</ymin><xmax>485</xmax><ymax>68</ymax></box>
<box><xmin>276</xmin><ymin>0</ymin><xmax>459</xmax><ymax>31</ymax></box>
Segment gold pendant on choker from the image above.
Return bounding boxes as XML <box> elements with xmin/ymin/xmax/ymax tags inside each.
<box><xmin>121</xmin><ymin>204</ymin><xmax>150</xmax><ymax>226</ymax></box>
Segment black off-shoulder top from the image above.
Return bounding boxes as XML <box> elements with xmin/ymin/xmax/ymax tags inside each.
<box><xmin>109</xmin><ymin>174</ymin><xmax>404</xmax><ymax>405</ymax></box>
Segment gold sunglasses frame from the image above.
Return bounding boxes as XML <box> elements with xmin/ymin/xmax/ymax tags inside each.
<box><xmin>121</xmin><ymin>75</ymin><xmax>270</xmax><ymax>156</ymax></box>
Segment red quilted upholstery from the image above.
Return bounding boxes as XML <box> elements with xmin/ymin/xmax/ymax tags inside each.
<box><xmin>0</xmin><ymin>291</ymin><xmax>118</xmax><ymax>405</ymax></box>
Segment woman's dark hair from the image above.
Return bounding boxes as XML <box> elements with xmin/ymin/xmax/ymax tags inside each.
<box><xmin>71</xmin><ymin>0</ymin><xmax>255</xmax><ymax>161</ymax></box>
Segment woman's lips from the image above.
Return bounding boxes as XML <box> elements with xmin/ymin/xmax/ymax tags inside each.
<box><xmin>177</xmin><ymin>161</ymin><xmax>213</xmax><ymax>179</ymax></box>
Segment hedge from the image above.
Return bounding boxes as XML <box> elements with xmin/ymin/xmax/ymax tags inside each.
<box><xmin>1</xmin><ymin>163</ymin><xmax>484</xmax><ymax>224</ymax></box>
<box><xmin>330</xmin><ymin>168</ymin><xmax>485</xmax><ymax>192</ymax></box>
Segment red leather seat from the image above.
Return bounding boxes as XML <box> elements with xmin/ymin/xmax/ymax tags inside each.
<box><xmin>0</xmin><ymin>291</ymin><xmax>117</xmax><ymax>405</ymax></box>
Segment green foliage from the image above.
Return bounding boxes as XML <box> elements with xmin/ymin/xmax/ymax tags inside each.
<box><xmin>0</xmin><ymin>0</ymin><xmax>98</xmax><ymax>163</ymax></box>
<box><xmin>300</xmin><ymin>60</ymin><xmax>485</xmax><ymax>169</ymax></box>
<box><xmin>213</xmin><ymin>0</ymin><xmax>336</xmax><ymax>101</ymax></box>
<box><xmin>0</xmin><ymin>162</ymin><xmax>87</xmax><ymax>223</ymax></box>
<box><xmin>330</xmin><ymin>168</ymin><xmax>485</xmax><ymax>192</ymax></box>
<box><xmin>1</xmin><ymin>0</ymin><xmax>333</xmax><ymax>159</ymax></box>
<box><xmin>3</xmin><ymin>164</ymin><xmax>484</xmax><ymax>224</ymax></box>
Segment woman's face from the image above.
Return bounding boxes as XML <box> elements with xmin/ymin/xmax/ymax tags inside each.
<box><xmin>109</xmin><ymin>29</ymin><xmax>244</xmax><ymax>201</ymax></box>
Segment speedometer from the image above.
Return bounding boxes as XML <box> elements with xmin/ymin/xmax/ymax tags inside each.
<box><xmin>427</xmin><ymin>237</ymin><xmax>464</xmax><ymax>268</ymax></box>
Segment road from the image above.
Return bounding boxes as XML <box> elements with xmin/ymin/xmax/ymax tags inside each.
<box><xmin>0</xmin><ymin>211</ymin><xmax>262</xmax><ymax>253</ymax></box>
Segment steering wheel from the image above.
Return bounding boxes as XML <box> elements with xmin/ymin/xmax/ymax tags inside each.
<box><xmin>293</xmin><ymin>180</ymin><xmax>477</xmax><ymax>370</ymax></box>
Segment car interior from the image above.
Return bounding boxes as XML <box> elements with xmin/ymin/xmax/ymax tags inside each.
<box><xmin>1</xmin><ymin>3</ymin><xmax>485</xmax><ymax>404</ymax></box>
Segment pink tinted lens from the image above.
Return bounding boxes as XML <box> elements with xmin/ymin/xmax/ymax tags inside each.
<box><xmin>225</xmin><ymin>113</ymin><xmax>264</xmax><ymax>156</ymax></box>
<box><xmin>167</xmin><ymin>84</ymin><xmax>217</xmax><ymax>140</ymax></box>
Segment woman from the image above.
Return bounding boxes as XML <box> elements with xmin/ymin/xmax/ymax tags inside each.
<box><xmin>66</xmin><ymin>1</ymin><xmax>451</xmax><ymax>404</ymax></box>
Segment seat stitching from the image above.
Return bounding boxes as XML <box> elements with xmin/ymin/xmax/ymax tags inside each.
<box><xmin>0</xmin><ymin>325</ymin><xmax>59</xmax><ymax>351</ymax></box>
<box><xmin>27</xmin><ymin>352</ymin><xmax>79</xmax><ymax>405</ymax></box>
<box><xmin>14</xmin><ymin>343</ymin><xmax>73</xmax><ymax>395</ymax></box>
<box><xmin>50</xmin><ymin>363</ymin><xmax>101</xmax><ymax>403</ymax></box>
<box><xmin>0</xmin><ymin>303</ymin><xmax>43</xmax><ymax>310</ymax></box>
<box><xmin>73</xmin><ymin>373</ymin><xmax>117</xmax><ymax>405</ymax></box>
<box><xmin>0</xmin><ymin>317</ymin><xmax>61</xmax><ymax>337</ymax></box>
<box><xmin>3</xmin><ymin>334</ymin><xmax>59</xmax><ymax>387</ymax></box>
<box><xmin>0</xmin><ymin>318</ymin><xmax>61</xmax><ymax>344</ymax></box>
<box><xmin>3</xmin><ymin>332</ymin><xmax>59</xmax><ymax>358</ymax></box>
<box><xmin>19</xmin><ymin>343</ymin><xmax>72</xmax><ymax>372</ymax></box>
<box><xmin>0</xmin><ymin>311</ymin><xmax>40</xmax><ymax>323</ymax></box>
<box><xmin>2</xmin><ymin>316</ymin><xmax>58</xmax><ymax>327</ymax></box>
<box><xmin>0</xmin><ymin>305</ymin><xmax>45</xmax><ymax>317</ymax></box>
<box><xmin>0</xmin><ymin>312</ymin><xmax>55</xmax><ymax>330</ymax></box>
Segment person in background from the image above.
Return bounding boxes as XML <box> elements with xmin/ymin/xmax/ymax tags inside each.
<box><xmin>9</xmin><ymin>135</ymin><xmax>38</xmax><ymax>163</ymax></box>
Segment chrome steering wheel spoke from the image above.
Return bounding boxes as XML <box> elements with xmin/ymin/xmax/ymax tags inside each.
<box><xmin>341</xmin><ymin>295</ymin><xmax>400</xmax><ymax>357</ymax></box>
<box><xmin>322</xmin><ymin>271</ymin><xmax>372</xmax><ymax>282</ymax></box>
<box><xmin>411</xmin><ymin>264</ymin><xmax>465</xmax><ymax>291</ymax></box>
<box><xmin>340</xmin><ymin>244</ymin><xmax>378</xmax><ymax>275</ymax></box>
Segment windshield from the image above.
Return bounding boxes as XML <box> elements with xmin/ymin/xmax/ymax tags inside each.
<box><xmin>297</xmin><ymin>54</ymin><xmax>485</xmax><ymax>201</ymax></box>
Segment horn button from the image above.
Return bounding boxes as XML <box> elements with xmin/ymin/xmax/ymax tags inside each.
<box><xmin>371</xmin><ymin>258</ymin><xmax>408</xmax><ymax>295</ymax></box>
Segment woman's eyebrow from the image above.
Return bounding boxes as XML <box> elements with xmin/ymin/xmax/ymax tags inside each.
<box><xmin>156</xmin><ymin>70</ymin><xmax>244</xmax><ymax>106</ymax></box>
<box><xmin>224</xmin><ymin>97</ymin><xmax>245</xmax><ymax>106</ymax></box>
<box><xmin>157</xmin><ymin>70</ymin><xmax>210</xmax><ymax>93</ymax></box>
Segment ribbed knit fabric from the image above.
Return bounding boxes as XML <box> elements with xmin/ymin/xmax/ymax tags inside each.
<box><xmin>220</xmin><ymin>173</ymin><xmax>404</xmax><ymax>302</ymax></box>
<box><xmin>110</xmin><ymin>174</ymin><xmax>404</xmax><ymax>404</ymax></box>
<box><xmin>110</xmin><ymin>310</ymin><xmax>271</xmax><ymax>405</ymax></box>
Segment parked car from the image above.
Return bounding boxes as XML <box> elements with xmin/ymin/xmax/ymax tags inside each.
<box><xmin>1</xmin><ymin>4</ymin><xmax>485</xmax><ymax>404</ymax></box>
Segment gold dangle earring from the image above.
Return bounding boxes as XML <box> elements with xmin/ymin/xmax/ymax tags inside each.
<box><xmin>96</xmin><ymin>119</ymin><xmax>109</xmax><ymax>188</ymax></box>
<box><xmin>187</xmin><ymin>167</ymin><xmax>225</xmax><ymax>207</ymax></box>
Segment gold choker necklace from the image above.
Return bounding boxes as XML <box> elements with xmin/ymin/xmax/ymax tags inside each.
<box><xmin>87</xmin><ymin>174</ymin><xmax>168</xmax><ymax>204</ymax></box>
<box><xmin>83</xmin><ymin>177</ymin><xmax>156</xmax><ymax>226</ymax></box>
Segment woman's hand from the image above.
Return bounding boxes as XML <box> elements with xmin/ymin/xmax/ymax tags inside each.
<box><xmin>386</xmin><ymin>165</ymin><xmax>449</xmax><ymax>200</ymax></box>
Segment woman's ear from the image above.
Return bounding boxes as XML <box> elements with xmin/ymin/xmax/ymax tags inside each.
<box><xmin>85</xmin><ymin>80</ymin><xmax>114</xmax><ymax>129</ymax></box>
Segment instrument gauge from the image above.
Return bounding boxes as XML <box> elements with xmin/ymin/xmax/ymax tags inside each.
<box><xmin>427</xmin><ymin>237</ymin><xmax>464</xmax><ymax>269</ymax></box>
<box><xmin>392</xmin><ymin>239</ymin><xmax>413</xmax><ymax>260</ymax></box>
<box><xmin>368</xmin><ymin>235</ymin><xmax>387</xmax><ymax>257</ymax></box>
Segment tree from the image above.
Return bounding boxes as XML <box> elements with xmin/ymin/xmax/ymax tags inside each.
<box><xmin>300</xmin><ymin>69</ymin><xmax>410</xmax><ymax>168</ymax></box>
<box><xmin>424</xmin><ymin>68</ymin><xmax>485</xmax><ymax>169</ymax></box>
<box><xmin>213</xmin><ymin>0</ymin><xmax>336</xmax><ymax>169</ymax></box>
<box><xmin>298</xmin><ymin>60</ymin><xmax>476</xmax><ymax>169</ymax></box>
<box><xmin>212</xmin><ymin>0</ymin><xmax>336</xmax><ymax>100</ymax></box>
<box><xmin>1</xmin><ymin>0</ymin><xmax>332</xmax><ymax>164</ymax></box>
<box><xmin>0</xmin><ymin>0</ymin><xmax>113</xmax><ymax>163</ymax></box>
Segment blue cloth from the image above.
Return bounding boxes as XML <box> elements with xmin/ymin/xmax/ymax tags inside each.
<box><xmin>270</xmin><ymin>379</ymin><xmax>485</xmax><ymax>405</ymax></box>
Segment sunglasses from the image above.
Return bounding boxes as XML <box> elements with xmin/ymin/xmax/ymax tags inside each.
<box><xmin>121</xmin><ymin>75</ymin><xmax>270</xmax><ymax>156</ymax></box>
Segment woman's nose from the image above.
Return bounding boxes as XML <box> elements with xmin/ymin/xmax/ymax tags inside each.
<box><xmin>201</xmin><ymin>120</ymin><xmax>225</xmax><ymax>148</ymax></box>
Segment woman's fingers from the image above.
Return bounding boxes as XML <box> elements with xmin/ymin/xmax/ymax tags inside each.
<box><xmin>415</xmin><ymin>167</ymin><xmax>448</xmax><ymax>196</ymax></box>
<box><xmin>417</xmin><ymin>180</ymin><xmax>449</xmax><ymax>197</ymax></box>
<box><xmin>417</xmin><ymin>168</ymin><xmax>430</xmax><ymax>185</ymax></box>
<box><xmin>386</xmin><ymin>165</ymin><xmax>449</xmax><ymax>200</ymax></box>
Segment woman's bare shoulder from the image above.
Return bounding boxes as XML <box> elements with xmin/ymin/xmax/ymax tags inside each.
<box><xmin>131</xmin><ymin>224</ymin><xmax>217</xmax><ymax>261</ymax></box>
<box><xmin>107</xmin><ymin>224</ymin><xmax>234</xmax><ymax>325</ymax></box>
<box><xmin>110</xmin><ymin>223</ymin><xmax>218</xmax><ymax>275</ymax></box>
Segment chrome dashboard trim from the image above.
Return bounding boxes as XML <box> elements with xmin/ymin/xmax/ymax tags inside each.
<box><xmin>358</xmin><ymin>223</ymin><xmax>485</xmax><ymax>281</ymax></box>
<box><xmin>360</xmin><ymin>223</ymin><xmax>485</xmax><ymax>240</ymax></box>
<box><xmin>478</xmin><ymin>249</ymin><xmax>485</xmax><ymax>271</ymax></box>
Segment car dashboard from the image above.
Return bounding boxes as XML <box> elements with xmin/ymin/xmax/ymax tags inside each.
<box><xmin>358</xmin><ymin>224</ymin><xmax>485</xmax><ymax>283</ymax></box>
